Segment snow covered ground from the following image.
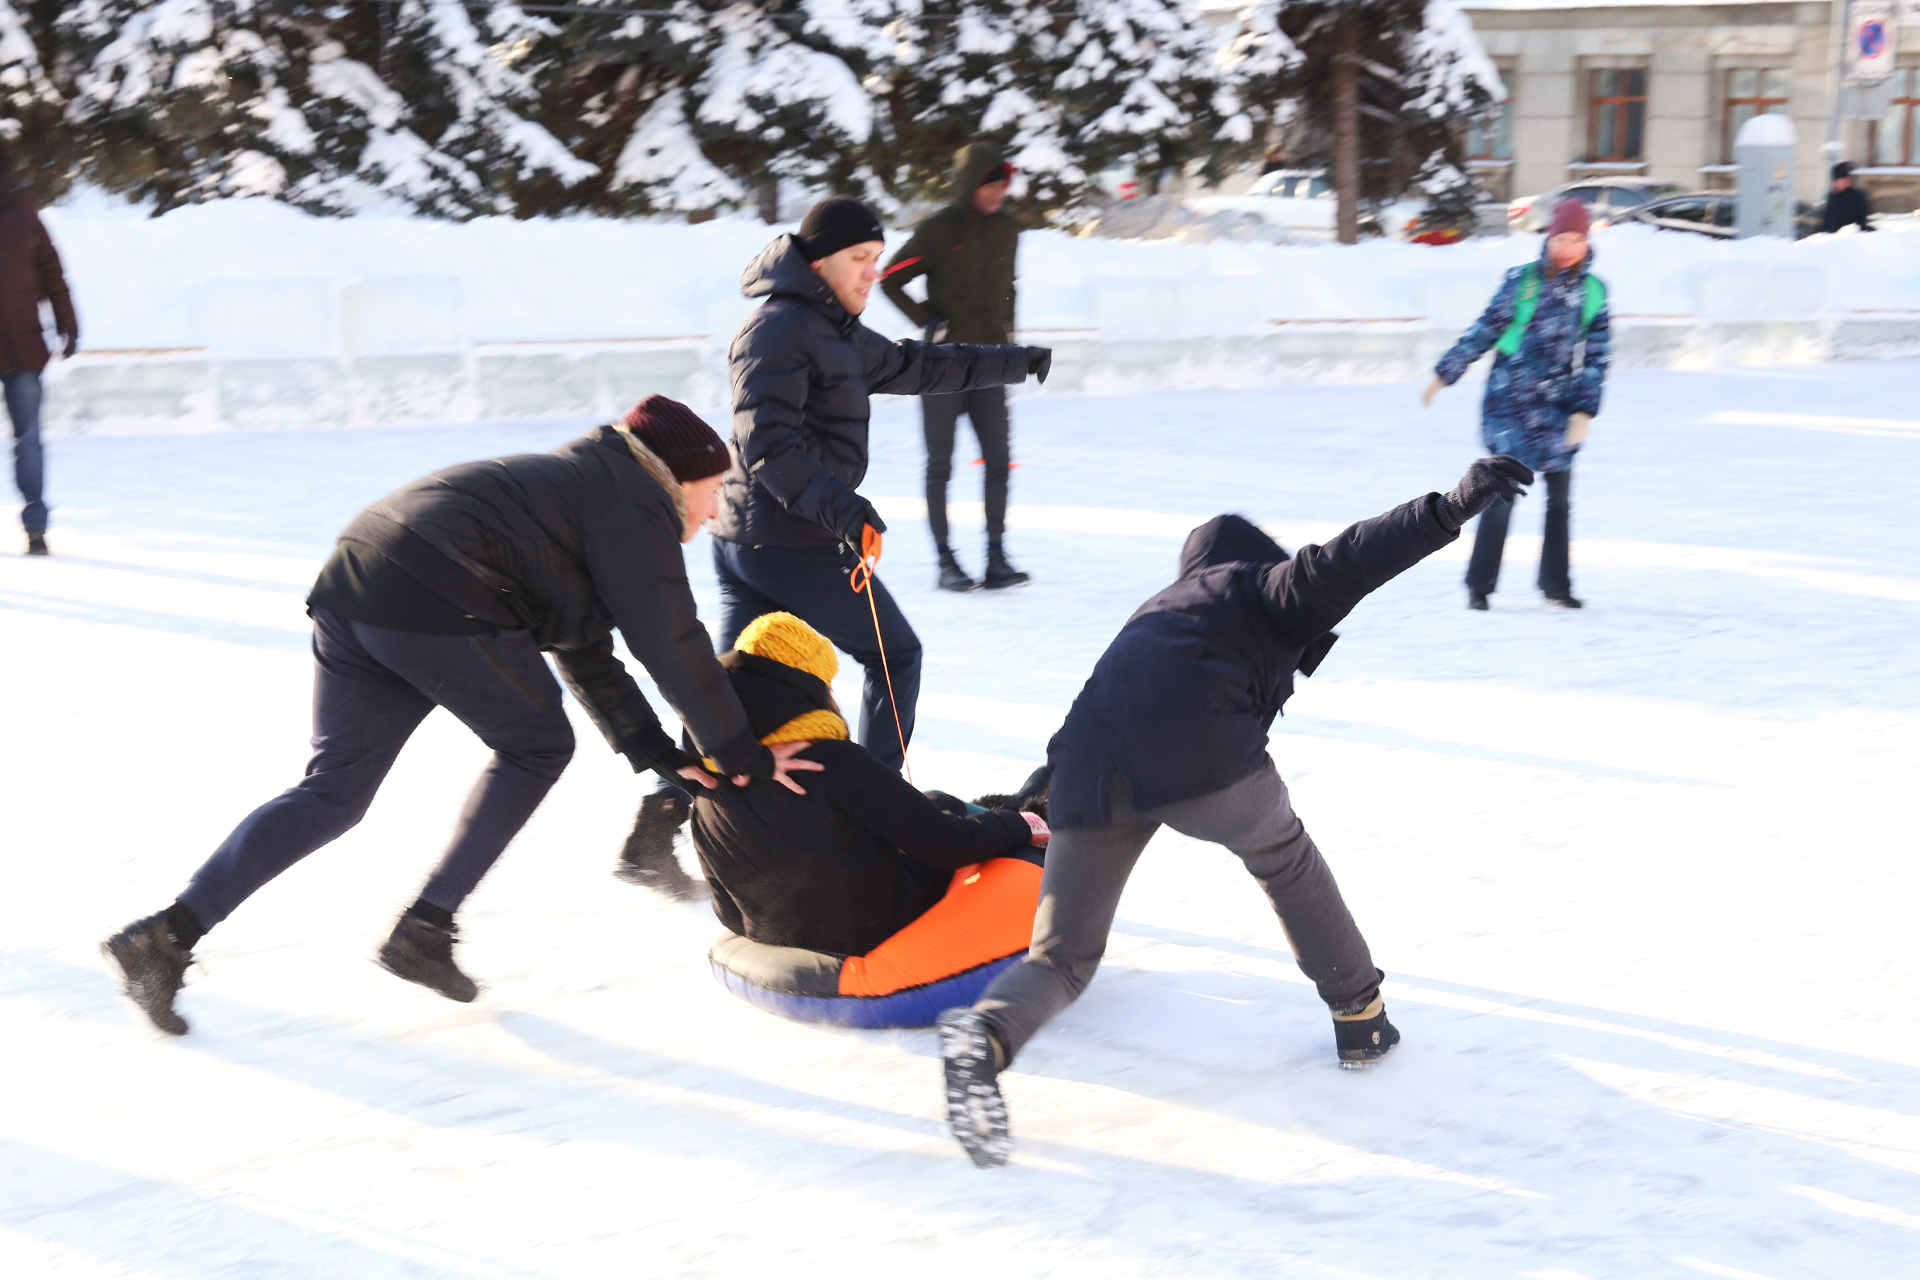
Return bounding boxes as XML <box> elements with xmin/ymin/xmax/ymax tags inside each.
<box><xmin>4</xmin><ymin>365</ymin><xmax>1918</xmax><ymax>1278</ymax></box>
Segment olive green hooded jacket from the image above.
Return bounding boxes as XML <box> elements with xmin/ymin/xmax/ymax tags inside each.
<box><xmin>880</xmin><ymin>143</ymin><xmax>1019</xmax><ymax>345</ymax></box>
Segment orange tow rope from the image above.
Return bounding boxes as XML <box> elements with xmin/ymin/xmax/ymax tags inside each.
<box><xmin>849</xmin><ymin>523</ymin><xmax>912</xmax><ymax>784</ymax></box>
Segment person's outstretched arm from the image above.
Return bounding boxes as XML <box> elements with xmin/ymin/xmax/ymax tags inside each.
<box><xmin>551</xmin><ymin>637</ymin><xmax>682</xmax><ymax>777</ymax></box>
<box><xmin>1258</xmin><ymin>457</ymin><xmax>1533</xmax><ymax>642</ymax></box>
<box><xmin>828</xmin><ymin>745</ymin><xmax>1034</xmax><ymax>872</ymax></box>
<box><xmin>1434</xmin><ymin>267</ymin><xmax>1525</xmax><ymax>388</ymax></box>
<box><xmin>858</xmin><ymin>326</ymin><xmax>1036</xmax><ymax>398</ymax></box>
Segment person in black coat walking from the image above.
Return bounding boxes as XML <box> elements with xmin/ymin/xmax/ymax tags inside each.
<box><xmin>1821</xmin><ymin>163</ymin><xmax>1874</xmax><ymax>234</ymax></box>
<box><xmin>936</xmin><ymin>456</ymin><xmax>1534</xmax><ymax>1168</ymax></box>
<box><xmin>685</xmin><ymin>612</ymin><xmax>1043</xmax><ymax>957</ymax></box>
<box><xmin>622</xmin><ymin>198</ymin><xmax>1048</xmax><ymax>891</ymax></box>
<box><xmin>102</xmin><ymin>397</ymin><xmax>821</xmax><ymax>1037</ymax></box>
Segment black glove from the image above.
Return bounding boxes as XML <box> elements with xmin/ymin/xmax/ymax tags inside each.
<box><xmin>1025</xmin><ymin>346</ymin><xmax>1052</xmax><ymax>384</ymax></box>
<box><xmin>924</xmin><ymin>315</ymin><xmax>951</xmax><ymax>344</ymax></box>
<box><xmin>60</xmin><ymin>331</ymin><xmax>78</xmax><ymax>359</ymax></box>
<box><xmin>1437</xmin><ymin>455</ymin><xmax>1533</xmax><ymax>532</ymax></box>
<box><xmin>836</xmin><ymin>495</ymin><xmax>887</xmax><ymax>552</ymax></box>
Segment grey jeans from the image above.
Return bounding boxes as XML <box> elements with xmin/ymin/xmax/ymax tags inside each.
<box><xmin>974</xmin><ymin>761</ymin><xmax>1382</xmax><ymax>1065</ymax></box>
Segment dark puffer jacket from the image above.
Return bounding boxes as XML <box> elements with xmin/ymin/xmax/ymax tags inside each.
<box><xmin>713</xmin><ymin>235</ymin><xmax>1031</xmax><ymax>549</ymax></box>
<box><xmin>880</xmin><ymin>141</ymin><xmax>1019</xmax><ymax>344</ymax></box>
<box><xmin>333</xmin><ymin>425</ymin><xmax>768</xmax><ymax>778</ymax></box>
<box><xmin>1046</xmin><ymin>502</ymin><xmax>1458</xmax><ymax>827</ymax></box>
<box><xmin>0</xmin><ymin>186</ymin><xmax>77</xmax><ymax>374</ymax></box>
<box><xmin>1434</xmin><ymin>241</ymin><xmax>1611</xmax><ymax>474</ymax></box>
<box><xmin>689</xmin><ymin>653</ymin><xmax>1034</xmax><ymax>956</ymax></box>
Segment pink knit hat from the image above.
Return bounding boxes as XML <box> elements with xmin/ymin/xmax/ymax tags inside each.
<box><xmin>1546</xmin><ymin>198</ymin><xmax>1592</xmax><ymax>238</ymax></box>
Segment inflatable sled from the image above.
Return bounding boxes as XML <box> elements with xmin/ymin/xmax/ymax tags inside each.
<box><xmin>709</xmin><ymin>852</ymin><xmax>1042</xmax><ymax>1029</ymax></box>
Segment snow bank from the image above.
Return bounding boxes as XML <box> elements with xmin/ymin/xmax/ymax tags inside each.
<box><xmin>34</xmin><ymin>192</ymin><xmax>1920</xmax><ymax>431</ymax></box>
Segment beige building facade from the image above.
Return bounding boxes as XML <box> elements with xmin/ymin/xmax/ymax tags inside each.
<box><xmin>1461</xmin><ymin>0</ymin><xmax>1920</xmax><ymax>211</ymax></box>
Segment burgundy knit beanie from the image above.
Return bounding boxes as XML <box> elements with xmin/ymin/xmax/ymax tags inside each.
<box><xmin>621</xmin><ymin>395</ymin><xmax>731</xmax><ymax>482</ymax></box>
<box><xmin>1546</xmin><ymin>198</ymin><xmax>1591</xmax><ymax>238</ymax></box>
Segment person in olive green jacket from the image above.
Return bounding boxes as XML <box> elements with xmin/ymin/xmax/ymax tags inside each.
<box><xmin>881</xmin><ymin>142</ymin><xmax>1029</xmax><ymax>592</ymax></box>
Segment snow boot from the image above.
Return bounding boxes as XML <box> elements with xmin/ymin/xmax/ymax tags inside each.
<box><xmin>1467</xmin><ymin>590</ymin><xmax>1489</xmax><ymax>611</ymax></box>
<box><xmin>981</xmin><ymin>548</ymin><xmax>1029</xmax><ymax>590</ymax></box>
<box><xmin>376</xmin><ymin>911</ymin><xmax>479</xmax><ymax>1003</ymax></box>
<box><xmin>103</xmin><ymin>912</ymin><xmax>194</xmax><ymax>1036</ymax></box>
<box><xmin>937</xmin><ymin>549</ymin><xmax>978</xmax><ymax>593</ymax></box>
<box><xmin>25</xmin><ymin>532</ymin><xmax>47</xmax><ymax>556</ymax></box>
<box><xmin>615</xmin><ymin>789</ymin><xmax>703</xmax><ymax>899</ymax></box>
<box><xmin>939</xmin><ymin>1007</ymin><xmax>1012</xmax><ymax>1168</ymax></box>
<box><xmin>1333</xmin><ymin>997</ymin><xmax>1401</xmax><ymax>1068</ymax></box>
<box><xmin>1544</xmin><ymin>594</ymin><xmax>1583</xmax><ymax>609</ymax></box>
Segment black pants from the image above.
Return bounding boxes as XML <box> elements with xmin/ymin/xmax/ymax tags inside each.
<box><xmin>711</xmin><ymin>538</ymin><xmax>922</xmax><ymax>771</ymax></box>
<box><xmin>923</xmin><ymin>386</ymin><xmax>1010</xmax><ymax>550</ymax></box>
<box><xmin>179</xmin><ymin>610</ymin><xmax>575</xmax><ymax>930</ymax></box>
<box><xmin>1466</xmin><ymin>468</ymin><xmax>1572</xmax><ymax>598</ymax></box>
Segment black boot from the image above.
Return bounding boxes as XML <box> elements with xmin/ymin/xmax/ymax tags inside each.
<box><xmin>616</xmin><ymin>789</ymin><xmax>703</xmax><ymax>899</ymax></box>
<box><xmin>937</xmin><ymin>549</ymin><xmax>978</xmax><ymax>593</ymax></box>
<box><xmin>938</xmin><ymin>1007</ymin><xmax>1012</xmax><ymax>1168</ymax></box>
<box><xmin>1468</xmin><ymin>590</ymin><xmax>1489</xmax><ymax>611</ymax></box>
<box><xmin>1544</xmin><ymin>593</ymin><xmax>1583</xmax><ymax>609</ymax></box>
<box><xmin>982</xmin><ymin>547</ymin><xmax>1029</xmax><ymax>590</ymax></box>
<box><xmin>25</xmin><ymin>532</ymin><xmax>47</xmax><ymax>556</ymax></box>
<box><xmin>102</xmin><ymin>912</ymin><xmax>194</xmax><ymax>1035</ymax></box>
<box><xmin>377</xmin><ymin>911</ymin><xmax>479</xmax><ymax>1003</ymax></box>
<box><xmin>1333</xmin><ymin>998</ymin><xmax>1401</xmax><ymax>1068</ymax></box>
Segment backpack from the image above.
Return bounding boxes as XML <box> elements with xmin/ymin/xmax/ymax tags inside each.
<box><xmin>1493</xmin><ymin>262</ymin><xmax>1607</xmax><ymax>361</ymax></box>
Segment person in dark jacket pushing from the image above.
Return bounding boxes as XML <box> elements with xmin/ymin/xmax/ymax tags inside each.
<box><xmin>102</xmin><ymin>396</ymin><xmax>821</xmax><ymax>1037</ymax></box>
<box><xmin>623</xmin><ymin>198</ymin><xmax>1049</xmax><ymax>886</ymax></box>
<box><xmin>686</xmin><ymin>612</ymin><xmax>1046</xmax><ymax>957</ymax></box>
<box><xmin>936</xmin><ymin>455</ymin><xmax>1534</xmax><ymax>1169</ymax></box>
<box><xmin>881</xmin><ymin>142</ymin><xmax>1030</xmax><ymax>592</ymax></box>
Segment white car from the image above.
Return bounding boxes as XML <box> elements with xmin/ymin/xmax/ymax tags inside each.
<box><xmin>1188</xmin><ymin>170</ymin><xmax>1427</xmax><ymax>242</ymax></box>
<box><xmin>1507</xmin><ymin>178</ymin><xmax>1685</xmax><ymax>232</ymax></box>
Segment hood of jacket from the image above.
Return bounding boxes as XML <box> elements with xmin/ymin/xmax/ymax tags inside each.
<box><xmin>716</xmin><ymin>650</ymin><xmax>837</xmax><ymax>742</ymax></box>
<box><xmin>741</xmin><ymin>234</ymin><xmax>851</xmax><ymax>323</ymax></box>
<box><xmin>1177</xmin><ymin>514</ymin><xmax>1289</xmax><ymax>580</ymax></box>
<box><xmin>948</xmin><ymin>141</ymin><xmax>1009</xmax><ymax>209</ymax></box>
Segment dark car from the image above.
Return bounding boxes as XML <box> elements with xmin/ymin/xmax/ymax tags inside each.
<box><xmin>1621</xmin><ymin>193</ymin><xmax>1823</xmax><ymax>239</ymax></box>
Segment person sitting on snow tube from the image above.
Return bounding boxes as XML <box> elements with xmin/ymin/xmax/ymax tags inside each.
<box><xmin>688</xmin><ymin>611</ymin><xmax>1051</xmax><ymax>1028</ymax></box>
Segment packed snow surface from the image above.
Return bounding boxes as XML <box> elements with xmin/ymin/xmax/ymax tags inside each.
<box><xmin>4</xmin><ymin>367</ymin><xmax>1919</xmax><ymax>1277</ymax></box>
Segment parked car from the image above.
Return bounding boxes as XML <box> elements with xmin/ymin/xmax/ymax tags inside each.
<box><xmin>1617</xmin><ymin>192</ymin><xmax>1825</xmax><ymax>239</ymax></box>
<box><xmin>1508</xmin><ymin>178</ymin><xmax>1687</xmax><ymax>231</ymax></box>
<box><xmin>1187</xmin><ymin>169</ymin><xmax>1427</xmax><ymax>241</ymax></box>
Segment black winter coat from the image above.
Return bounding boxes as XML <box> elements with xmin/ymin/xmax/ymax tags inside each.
<box><xmin>689</xmin><ymin>653</ymin><xmax>1033</xmax><ymax>955</ymax></box>
<box><xmin>1046</xmin><ymin>499</ymin><xmax>1458</xmax><ymax>827</ymax></box>
<box><xmin>1821</xmin><ymin>185</ymin><xmax>1873</xmax><ymax>234</ymax></box>
<box><xmin>713</xmin><ymin>235</ymin><xmax>1031</xmax><ymax>549</ymax></box>
<box><xmin>0</xmin><ymin>186</ymin><xmax>77</xmax><ymax>374</ymax></box>
<box><xmin>334</xmin><ymin>425</ymin><xmax>767</xmax><ymax>777</ymax></box>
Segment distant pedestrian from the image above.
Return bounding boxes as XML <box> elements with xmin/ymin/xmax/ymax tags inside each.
<box><xmin>0</xmin><ymin>142</ymin><xmax>78</xmax><ymax>556</ymax></box>
<box><xmin>881</xmin><ymin>143</ymin><xmax>1031</xmax><ymax>592</ymax></box>
<box><xmin>1423</xmin><ymin>198</ymin><xmax>1610</xmax><ymax>609</ymax></box>
<box><xmin>1821</xmin><ymin>162</ymin><xmax>1874</xmax><ymax>234</ymax></box>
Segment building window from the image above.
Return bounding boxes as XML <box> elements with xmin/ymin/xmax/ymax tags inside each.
<box><xmin>1872</xmin><ymin>68</ymin><xmax>1919</xmax><ymax>165</ymax></box>
<box><xmin>1588</xmin><ymin>68</ymin><xmax>1647</xmax><ymax>162</ymax></box>
<box><xmin>1725</xmin><ymin>69</ymin><xmax>1791</xmax><ymax>160</ymax></box>
<box><xmin>1466</xmin><ymin>96</ymin><xmax>1513</xmax><ymax>161</ymax></box>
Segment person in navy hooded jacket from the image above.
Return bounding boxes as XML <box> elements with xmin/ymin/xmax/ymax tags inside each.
<box><xmin>1424</xmin><ymin>198</ymin><xmax>1609</xmax><ymax>610</ymax></box>
<box><xmin>936</xmin><ymin>455</ymin><xmax>1533</xmax><ymax>1168</ymax></box>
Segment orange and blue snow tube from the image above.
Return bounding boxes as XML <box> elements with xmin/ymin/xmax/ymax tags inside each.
<box><xmin>709</xmin><ymin>853</ymin><xmax>1042</xmax><ymax>1029</ymax></box>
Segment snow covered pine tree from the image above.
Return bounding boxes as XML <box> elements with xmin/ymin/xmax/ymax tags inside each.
<box><xmin>1218</xmin><ymin>0</ymin><xmax>1502</xmax><ymax>241</ymax></box>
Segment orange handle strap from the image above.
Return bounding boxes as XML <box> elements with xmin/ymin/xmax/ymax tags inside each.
<box><xmin>848</xmin><ymin>524</ymin><xmax>911</xmax><ymax>784</ymax></box>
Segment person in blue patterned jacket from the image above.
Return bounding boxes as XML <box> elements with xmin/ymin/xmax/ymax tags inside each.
<box><xmin>1424</xmin><ymin>198</ymin><xmax>1609</xmax><ymax>609</ymax></box>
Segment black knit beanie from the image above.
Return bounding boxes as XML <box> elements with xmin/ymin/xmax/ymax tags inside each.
<box><xmin>622</xmin><ymin>395</ymin><xmax>731</xmax><ymax>482</ymax></box>
<box><xmin>796</xmin><ymin>196</ymin><xmax>885</xmax><ymax>263</ymax></box>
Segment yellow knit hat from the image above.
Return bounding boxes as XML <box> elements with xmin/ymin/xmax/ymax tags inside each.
<box><xmin>736</xmin><ymin>612</ymin><xmax>838</xmax><ymax>685</ymax></box>
<box><xmin>734</xmin><ymin>613</ymin><xmax>848</xmax><ymax>747</ymax></box>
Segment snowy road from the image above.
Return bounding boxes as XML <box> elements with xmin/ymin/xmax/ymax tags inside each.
<box><xmin>4</xmin><ymin>365</ymin><xmax>1918</xmax><ymax>1278</ymax></box>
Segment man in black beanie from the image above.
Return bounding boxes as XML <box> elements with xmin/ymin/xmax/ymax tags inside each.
<box><xmin>1821</xmin><ymin>162</ymin><xmax>1874</xmax><ymax>235</ymax></box>
<box><xmin>714</xmin><ymin>197</ymin><xmax>1047</xmax><ymax>763</ymax></box>
<box><xmin>102</xmin><ymin>397</ymin><xmax>822</xmax><ymax>1036</ymax></box>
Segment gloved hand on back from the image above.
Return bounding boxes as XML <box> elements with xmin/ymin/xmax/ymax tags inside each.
<box><xmin>1436</xmin><ymin>455</ymin><xmax>1533</xmax><ymax>532</ymax></box>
